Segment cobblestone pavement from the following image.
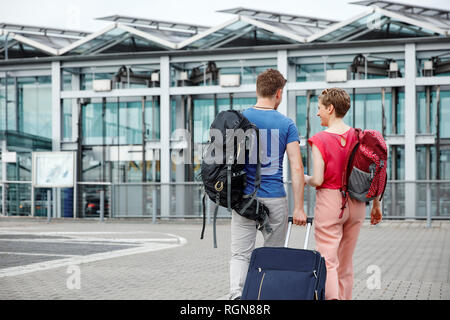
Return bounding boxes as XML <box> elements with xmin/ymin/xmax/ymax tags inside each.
<box><xmin>0</xmin><ymin>217</ymin><xmax>449</xmax><ymax>300</ymax></box>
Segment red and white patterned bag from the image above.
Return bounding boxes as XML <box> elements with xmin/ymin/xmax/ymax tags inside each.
<box><xmin>339</xmin><ymin>129</ymin><xmax>388</xmax><ymax>218</ymax></box>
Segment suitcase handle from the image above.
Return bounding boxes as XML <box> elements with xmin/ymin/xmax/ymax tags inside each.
<box><xmin>288</xmin><ymin>217</ymin><xmax>313</xmax><ymax>225</ymax></box>
<box><xmin>285</xmin><ymin>217</ymin><xmax>313</xmax><ymax>249</ymax></box>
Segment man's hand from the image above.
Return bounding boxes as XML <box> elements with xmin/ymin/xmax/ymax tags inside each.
<box><xmin>304</xmin><ymin>174</ymin><xmax>310</xmax><ymax>186</ymax></box>
<box><xmin>370</xmin><ymin>205</ymin><xmax>382</xmax><ymax>225</ymax></box>
<box><xmin>293</xmin><ymin>208</ymin><xmax>307</xmax><ymax>226</ymax></box>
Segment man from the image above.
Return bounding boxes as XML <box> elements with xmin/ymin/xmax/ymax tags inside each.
<box><xmin>228</xmin><ymin>68</ymin><xmax>307</xmax><ymax>300</ymax></box>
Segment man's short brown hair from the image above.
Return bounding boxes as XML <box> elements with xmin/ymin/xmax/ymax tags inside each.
<box><xmin>256</xmin><ymin>68</ymin><xmax>287</xmax><ymax>98</ymax></box>
<box><xmin>319</xmin><ymin>87</ymin><xmax>351</xmax><ymax>118</ymax></box>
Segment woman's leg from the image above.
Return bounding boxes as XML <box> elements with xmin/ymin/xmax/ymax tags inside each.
<box><xmin>337</xmin><ymin>198</ymin><xmax>366</xmax><ymax>300</ymax></box>
<box><xmin>314</xmin><ymin>189</ymin><xmax>345</xmax><ymax>300</ymax></box>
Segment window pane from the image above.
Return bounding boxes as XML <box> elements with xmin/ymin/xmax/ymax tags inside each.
<box><xmin>440</xmin><ymin>91</ymin><xmax>450</xmax><ymax>138</ymax></box>
<box><xmin>18</xmin><ymin>76</ymin><xmax>52</xmax><ymax>138</ymax></box>
<box><xmin>83</xmin><ymin>102</ymin><xmax>103</xmax><ymax>145</ymax></box>
<box><xmin>62</xmin><ymin>99</ymin><xmax>72</xmax><ymax>141</ymax></box>
<box><xmin>193</xmin><ymin>99</ymin><xmax>214</xmax><ymax>144</ymax></box>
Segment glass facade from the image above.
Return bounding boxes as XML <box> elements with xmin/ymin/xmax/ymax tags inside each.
<box><xmin>82</xmin><ymin>97</ymin><xmax>160</xmax><ymax>145</ymax></box>
<box><xmin>313</xmin><ymin>12</ymin><xmax>438</xmax><ymax>43</ymax></box>
<box><xmin>440</xmin><ymin>91</ymin><xmax>450</xmax><ymax>138</ymax></box>
<box><xmin>416</xmin><ymin>145</ymin><xmax>436</xmax><ymax>180</ymax></box>
<box><xmin>388</xmin><ymin>146</ymin><xmax>405</xmax><ymax>180</ymax></box>
<box><xmin>17</xmin><ymin>77</ymin><xmax>52</xmax><ymax>138</ymax></box>
<box><xmin>417</xmin><ymin>89</ymin><xmax>450</xmax><ymax>137</ymax></box>
<box><xmin>295</xmin><ymin>60</ymin><xmax>405</xmax><ymax>82</ymax></box>
<box><xmin>62</xmin><ymin>99</ymin><xmax>72</xmax><ymax>141</ymax></box>
<box><xmin>0</xmin><ymin>45</ymin><xmax>448</xmax><ymax>220</ymax></box>
<box><xmin>0</xmin><ymin>77</ymin><xmax>16</xmax><ymax>131</ymax></box>
<box><xmin>220</xmin><ymin>65</ymin><xmax>277</xmax><ymax>85</ymax></box>
<box><xmin>0</xmin><ymin>76</ymin><xmax>52</xmax><ymax>138</ymax></box>
<box><xmin>295</xmin><ymin>91</ymin><xmax>404</xmax><ymax>137</ymax></box>
<box><xmin>193</xmin><ymin>97</ymin><xmax>257</xmax><ymax>144</ymax></box>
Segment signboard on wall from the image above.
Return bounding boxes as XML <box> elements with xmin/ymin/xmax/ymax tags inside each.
<box><xmin>2</xmin><ymin>152</ymin><xmax>17</xmax><ymax>163</ymax></box>
<box><xmin>32</xmin><ymin>152</ymin><xmax>76</xmax><ymax>188</ymax></box>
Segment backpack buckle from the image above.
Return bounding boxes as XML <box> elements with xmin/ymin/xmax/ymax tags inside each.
<box><xmin>215</xmin><ymin>181</ymin><xmax>224</xmax><ymax>192</ymax></box>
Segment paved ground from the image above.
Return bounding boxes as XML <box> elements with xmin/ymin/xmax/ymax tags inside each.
<box><xmin>0</xmin><ymin>217</ymin><xmax>449</xmax><ymax>300</ymax></box>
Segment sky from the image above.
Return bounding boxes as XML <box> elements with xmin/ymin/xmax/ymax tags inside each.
<box><xmin>1</xmin><ymin>0</ymin><xmax>450</xmax><ymax>33</ymax></box>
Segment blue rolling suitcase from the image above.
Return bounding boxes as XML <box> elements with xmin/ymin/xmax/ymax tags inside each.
<box><xmin>241</xmin><ymin>217</ymin><xmax>327</xmax><ymax>300</ymax></box>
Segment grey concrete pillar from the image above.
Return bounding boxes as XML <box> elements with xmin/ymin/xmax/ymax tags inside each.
<box><xmin>160</xmin><ymin>56</ymin><xmax>171</xmax><ymax>218</ymax></box>
<box><xmin>404</xmin><ymin>43</ymin><xmax>417</xmax><ymax>219</ymax></box>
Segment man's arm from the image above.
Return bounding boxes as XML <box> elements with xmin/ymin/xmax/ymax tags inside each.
<box><xmin>286</xmin><ymin>141</ymin><xmax>307</xmax><ymax>226</ymax></box>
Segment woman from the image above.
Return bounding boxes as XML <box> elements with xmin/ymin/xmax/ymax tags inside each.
<box><xmin>302</xmin><ymin>88</ymin><xmax>382</xmax><ymax>300</ymax></box>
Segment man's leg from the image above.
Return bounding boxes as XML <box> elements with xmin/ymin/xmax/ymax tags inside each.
<box><xmin>258</xmin><ymin>197</ymin><xmax>289</xmax><ymax>247</ymax></box>
<box><xmin>229</xmin><ymin>209</ymin><xmax>258</xmax><ymax>299</ymax></box>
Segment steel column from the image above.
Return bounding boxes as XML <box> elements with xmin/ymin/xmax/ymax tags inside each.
<box><xmin>404</xmin><ymin>43</ymin><xmax>417</xmax><ymax>218</ymax></box>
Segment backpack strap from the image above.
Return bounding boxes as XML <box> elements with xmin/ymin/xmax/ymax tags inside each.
<box><xmin>213</xmin><ymin>199</ymin><xmax>219</xmax><ymax>248</ymax></box>
<box><xmin>238</xmin><ymin>125</ymin><xmax>262</xmax><ymax>215</ymax></box>
<box><xmin>200</xmin><ymin>193</ymin><xmax>206</xmax><ymax>240</ymax></box>
<box><xmin>339</xmin><ymin>128</ymin><xmax>361</xmax><ymax>218</ymax></box>
<box><xmin>227</xmin><ymin>165</ymin><xmax>232</xmax><ymax>212</ymax></box>
<box><xmin>201</xmin><ymin>192</ymin><xmax>220</xmax><ymax>249</ymax></box>
<box><xmin>379</xmin><ymin>171</ymin><xmax>388</xmax><ymax>201</ymax></box>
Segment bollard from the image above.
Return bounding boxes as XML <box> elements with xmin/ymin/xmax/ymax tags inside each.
<box><xmin>152</xmin><ymin>188</ymin><xmax>157</xmax><ymax>224</ymax></box>
<box><xmin>426</xmin><ymin>182</ymin><xmax>431</xmax><ymax>228</ymax></box>
<box><xmin>47</xmin><ymin>190</ymin><xmax>51</xmax><ymax>222</ymax></box>
<box><xmin>100</xmin><ymin>190</ymin><xmax>104</xmax><ymax>222</ymax></box>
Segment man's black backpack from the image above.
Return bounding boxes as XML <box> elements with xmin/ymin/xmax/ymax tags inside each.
<box><xmin>200</xmin><ymin>110</ymin><xmax>271</xmax><ymax>248</ymax></box>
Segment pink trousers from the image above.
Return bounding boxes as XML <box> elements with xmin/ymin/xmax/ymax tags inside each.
<box><xmin>314</xmin><ymin>188</ymin><xmax>366</xmax><ymax>300</ymax></box>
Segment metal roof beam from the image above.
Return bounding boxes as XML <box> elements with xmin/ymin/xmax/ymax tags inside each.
<box><xmin>339</xmin><ymin>17</ymin><xmax>391</xmax><ymax>41</ymax></box>
<box><xmin>307</xmin><ymin>7</ymin><xmax>375</xmax><ymax>42</ymax></box>
<box><xmin>256</xmin><ymin>28</ymin><xmax>298</xmax><ymax>44</ymax></box>
<box><xmin>58</xmin><ymin>23</ymin><xmax>118</xmax><ymax>55</ymax></box>
<box><xmin>352</xmin><ymin>1</ymin><xmax>450</xmax><ymax>19</ymax></box>
<box><xmin>0</xmin><ymin>23</ymin><xmax>90</xmax><ymax>38</ymax></box>
<box><xmin>96</xmin><ymin>15</ymin><xmax>210</xmax><ymax>34</ymax></box>
<box><xmin>176</xmin><ymin>16</ymin><xmax>241</xmax><ymax>49</ymax></box>
<box><xmin>117</xmin><ymin>24</ymin><xmax>177</xmax><ymax>50</ymax></box>
<box><xmin>375</xmin><ymin>6</ymin><xmax>448</xmax><ymax>35</ymax></box>
<box><xmin>240</xmin><ymin>16</ymin><xmax>306</xmax><ymax>43</ymax></box>
<box><xmin>388</xmin><ymin>21</ymin><xmax>431</xmax><ymax>36</ymax></box>
<box><xmin>199</xmin><ymin>25</ymin><xmax>255</xmax><ymax>50</ymax></box>
<box><xmin>218</xmin><ymin>7</ymin><xmax>337</xmax><ymax>26</ymax></box>
<box><xmin>83</xmin><ymin>33</ymin><xmax>132</xmax><ymax>55</ymax></box>
<box><xmin>10</xmin><ymin>33</ymin><xmax>58</xmax><ymax>55</ymax></box>
<box><xmin>0</xmin><ymin>40</ymin><xmax>19</xmax><ymax>53</ymax></box>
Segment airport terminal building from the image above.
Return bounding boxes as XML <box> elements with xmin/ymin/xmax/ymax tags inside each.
<box><xmin>0</xmin><ymin>0</ymin><xmax>449</xmax><ymax>220</ymax></box>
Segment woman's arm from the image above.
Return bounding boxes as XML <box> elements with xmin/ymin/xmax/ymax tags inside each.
<box><xmin>371</xmin><ymin>196</ymin><xmax>382</xmax><ymax>225</ymax></box>
<box><xmin>305</xmin><ymin>144</ymin><xmax>325</xmax><ymax>188</ymax></box>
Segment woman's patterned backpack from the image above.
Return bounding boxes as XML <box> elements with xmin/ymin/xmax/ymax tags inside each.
<box><xmin>340</xmin><ymin>129</ymin><xmax>388</xmax><ymax>218</ymax></box>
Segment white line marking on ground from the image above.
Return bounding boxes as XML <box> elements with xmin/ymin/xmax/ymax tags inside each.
<box><xmin>0</xmin><ymin>238</ymin><xmax>181</xmax><ymax>244</ymax></box>
<box><xmin>0</xmin><ymin>234</ymin><xmax>187</xmax><ymax>278</ymax></box>
<box><xmin>0</xmin><ymin>252</ymin><xmax>77</xmax><ymax>258</ymax></box>
<box><xmin>0</xmin><ymin>231</ymin><xmax>163</xmax><ymax>235</ymax></box>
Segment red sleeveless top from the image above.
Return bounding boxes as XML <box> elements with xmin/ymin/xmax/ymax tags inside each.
<box><xmin>308</xmin><ymin>128</ymin><xmax>356</xmax><ymax>190</ymax></box>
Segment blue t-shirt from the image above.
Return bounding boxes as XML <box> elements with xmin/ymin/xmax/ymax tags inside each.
<box><xmin>242</xmin><ymin>107</ymin><xmax>300</xmax><ymax>198</ymax></box>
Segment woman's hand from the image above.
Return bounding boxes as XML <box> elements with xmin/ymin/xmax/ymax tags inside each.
<box><xmin>370</xmin><ymin>204</ymin><xmax>383</xmax><ymax>225</ymax></box>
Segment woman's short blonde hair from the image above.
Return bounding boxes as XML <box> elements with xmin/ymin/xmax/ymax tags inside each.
<box><xmin>319</xmin><ymin>88</ymin><xmax>351</xmax><ymax>118</ymax></box>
